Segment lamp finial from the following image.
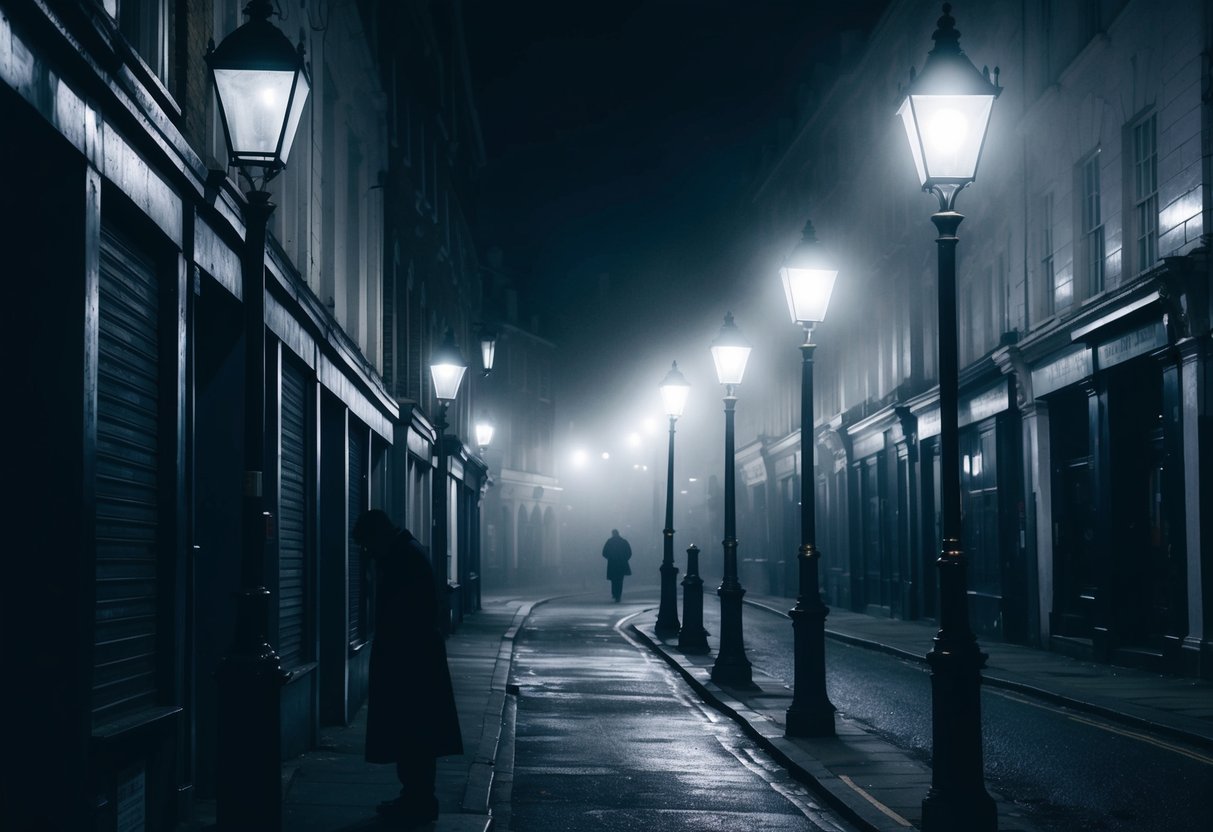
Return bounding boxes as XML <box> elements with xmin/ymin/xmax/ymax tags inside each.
<box><xmin>931</xmin><ymin>3</ymin><xmax>961</xmax><ymax>55</ymax></box>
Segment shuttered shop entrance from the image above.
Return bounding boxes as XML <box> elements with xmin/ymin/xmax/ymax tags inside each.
<box><xmin>93</xmin><ymin>227</ymin><xmax>162</xmax><ymax>727</ymax></box>
<box><xmin>279</xmin><ymin>357</ymin><xmax>309</xmax><ymax>667</ymax></box>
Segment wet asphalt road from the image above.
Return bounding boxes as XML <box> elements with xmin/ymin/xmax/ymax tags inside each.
<box><xmin>705</xmin><ymin>599</ymin><xmax>1213</xmax><ymax>832</ymax></box>
<box><xmin>507</xmin><ymin>596</ymin><xmax>858</xmax><ymax>832</ymax></box>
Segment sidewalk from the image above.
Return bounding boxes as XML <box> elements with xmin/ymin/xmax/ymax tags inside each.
<box><xmin>627</xmin><ymin>593</ymin><xmax>1213</xmax><ymax>832</ymax></box>
<box><xmin>279</xmin><ymin>595</ymin><xmax>534</xmax><ymax>832</ymax></box>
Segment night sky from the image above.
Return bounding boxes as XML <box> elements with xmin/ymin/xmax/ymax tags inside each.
<box><xmin>464</xmin><ymin>1</ymin><xmax>888</xmax><ymax>430</ymax></box>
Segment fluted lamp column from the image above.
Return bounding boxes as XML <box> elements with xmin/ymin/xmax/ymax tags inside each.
<box><xmin>897</xmin><ymin>5</ymin><xmax>1001</xmax><ymax>830</ymax></box>
<box><xmin>779</xmin><ymin>220</ymin><xmax>839</xmax><ymax>738</ymax></box>
<box><xmin>655</xmin><ymin>361</ymin><xmax>690</xmax><ymax>636</ymax></box>
<box><xmin>709</xmin><ymin>313</ymin><xmax>755</xmax><ymax>688</ymax></box>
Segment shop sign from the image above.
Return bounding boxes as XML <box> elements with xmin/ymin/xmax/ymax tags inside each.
<box><xmin>741</xmin><ymin>458</ymin><xmax>767</xmax><ymax>486</ymax></box>
<box><xmin>852</xmin><ymin>431</ymin><xmax>885</xmax><ymax>460</ymax></box>
<box><xmin>1031</xmin><ymin>346</ymin><xmax>1092</xmax><ymax>398</ymax></box>
<box><xmin>916</xmin><ymin>408</ymin><xmax>941</xmax><ymax>439</ymax></box>
<box><xmin>1095</xmin><ymin>320</ymin><xmax>1167</xmax><ymax>371</ymax></box>
<box><xmin>959</xmin><ymin>381</ymin><xmax>1009</xmax><ymax>427</ymax></box>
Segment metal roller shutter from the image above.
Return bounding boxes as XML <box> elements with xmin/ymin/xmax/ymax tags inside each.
<box><xmin>279</xmin><ymin>357</ymin><xmax>308</xmax><ymax>667</ymax></box>
<box><xmin>93</xmin><ymin>227</ymin><xmax>161</xmax><ymax>726</ymax></box>
<box><xmin>347</xmin><ymin>425</ymin><xmax>366</xmax><ymax>645</ymax></box>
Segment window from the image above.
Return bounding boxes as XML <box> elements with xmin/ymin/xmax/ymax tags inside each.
<box><xmin>1132</xmin><ymin>113</ymin><xmax>1158</xmax><ymax>273</ymax></box>
<box><xmin>118</xmin><ymin>0</ymin><xmax>171</xmax><ymax>85</ymax></box>
<box><xmin>1079</xmin><ymin>151</ymin><xmax>1104</xmax><ymax>297</ymax></box>
<box><xmin>1039</xmin><ymin>192</ymin><xmax>1057</xmax><ymax>318</ymax></box>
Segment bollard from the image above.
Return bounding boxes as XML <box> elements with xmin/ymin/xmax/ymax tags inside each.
<box><xmin>678</xmin><ymin>544</ymin><xmax>710</xmax><ymax>653</ymax></box>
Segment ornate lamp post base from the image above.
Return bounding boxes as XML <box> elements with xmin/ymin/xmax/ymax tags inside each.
<box><xmin>678</xmin><ymin>544</ymin><xmax>710</xmax><ymax>654</ymax></box>
<box><xmin>921</xmin><ymin>650</ymin><xmax>998</xmax><ymax>830</ymax></box>
<box><xmin>785</xmin><ymin>594</ymin><xmax>836</xmax><ymax>737</ymax></box>
<box><xmin>711</xmin><ymin>582</ymin><xmax>753</xmax><ymax>687</ymax></box>
<box><xmin>655</xmin><ymin>555</ymin><xmax>682</xmax><ymax>637</ymax></box>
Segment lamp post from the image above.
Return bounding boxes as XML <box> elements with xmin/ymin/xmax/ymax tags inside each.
<box><xmin>709</xmin><ymin>313</ymin><xmax>754</xmax><ymax>687</ymax></box>
<box><xmin>206</xmin><ymin>3</ymin><xmax>309</xmax><ymax>828</ymax></box>
<box><xmin>896</xmin><ymin>5</ymin><xmax>1000</xmax><ymax>830</ymax></box>
<box><xmin>431</xmin><ymin>328</ymin><xmax>468</xmax><ymax>633</ymax></box>
<box><xmin>656</xmin><ymin>361</ymin><xmax>690</xmax><ymax>637</ymax></box>
<box><xmin>779</xmin><ymin>221</ymin><xmax>839</xmax><ymax>738</ymax></box>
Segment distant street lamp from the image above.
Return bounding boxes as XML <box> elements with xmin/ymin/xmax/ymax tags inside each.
<box><xmin>475</xmin><ymin>417</ymin><xmax>495</xmax><ymax>455</ymax></box>
<box><xmin>655</xmin><ymin>361</ymin><xmax>690</xmax><ymax>637</ymax></box>
<box><xmin>779</xmin><ymin>220</ymin><xmax>838</xmax><ymax>738</ymax></box>
<box><xmin>431</xmin><ymin>328</ymin><xmax>468</xmax><ymax>633</ymax></box>
<box><xmin>897</xmin><ymin>5</ymin><xmax>1000</xmax><ymax>830</ymax></box>
<box><xmin>709</xmin><ymin>313</ymin><xmax>754</xmax><ymax>687</ymax></box>
<box><xmin>206</xmin><ymin>2</ymin><xmax>310</xmax><ymax>827</ymax></box>
<box><xmin>478</xmin><ymin>327</ymin><xmax>497</xmax><ymax>376</ymax></box>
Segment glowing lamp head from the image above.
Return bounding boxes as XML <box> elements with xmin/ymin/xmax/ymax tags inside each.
<box><xmin>658</xmin><ymin>361</ymin><xmax>691</xmax><ymax>418</ymax></box>
<box><xmin>429</xmin><ymin>328</ymin><xmax>467</xmax><ymax>403</ymax></box>
<box><xmin>206</xmin><ymin>1</ymin><xmax>310</xmax><ymax>174</ymax></box>
<box><xmin>779</xmin><ymin>221</ymin><xmax>838</xmax><ymax>325</ymax></box>
<box><xmin>710</xmin><ymin>312</ymin><xmax>752</xmax><ymax>387</ymax></box>
<box><xmin>474</xmin><ymin>419</ymin><xmax>495</xmax><ymax>449</ymax></box>
<box><xmin>479</xmin><ymin>329</ymin><xmax>497</xmax><ymax>375</ymax></box>
<box><xmin>896</xmin><ymin>4</ymin><xmax>1001</xmax><ymax>189</ymax></box>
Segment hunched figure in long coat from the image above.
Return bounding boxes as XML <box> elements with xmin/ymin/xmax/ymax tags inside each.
<box><xmin>354</xmin><ymin>509</ymin><xmax>463</xmax><ymax>827</ymax></box>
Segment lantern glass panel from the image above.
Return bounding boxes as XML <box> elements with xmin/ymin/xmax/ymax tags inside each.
<box><xmin>431</xmin><ymin>363</ymin><xmax>467</xmax><ymax>402</ymax></box>
<box><xmin>475</xmin><ymin>422</ymin><xmax>495</xmax><ymax>448</ymax></box>
<box><xmin>214</xmin><ymin>68</ymin><xmax>297</xmax><ymax>161</ymax></box>
<box><xmin>900</xmin><ymin>93</ymin><xmax>994</xmax><ymax>185</ymax></box>
<box><xmin>711</xmin><ymin>344</ymin><xmax>751</xmax><ymax>386</ymax></box>
<box><xmin>780</xmin><ymin>265</ymin><xmax>838</xmax><ymax>324</ymax></box>
<box><xmin>660</xmin><ymin>381</ymin><xmax>690</xmax><ymax>418</ymax></box>
<box><xmin>278</xmin><ymin>72</ymin><xmax>309</xmax><ymax>164</ymax></box>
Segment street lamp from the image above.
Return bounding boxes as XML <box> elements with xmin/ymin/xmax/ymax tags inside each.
<box><xmin>709</xmin><ymin>313</ymin><xmax>754</xmax><ymax>687</ymax></box>
<box><xmin>475</xmin><ymin>417</ymin><xmax>495</xmax><ymax>455</ymax></box>
<box><xmin>779</xmin><ymin>220</ymin><xmax>838</xmax><ymax>738</ymax></box>
<box><xmin>897</xmin><ymin>5</ymin><xmax>1000</xmax><ymax>830</ymax></box>
<box><xmin>431</xmin><ymin>328</ymin><xmax>468</xmax><ymax>633</ymax></box>
<box><xmin>655</xmin><ymin>361</ymin><xmax>690</xmax><ymax>637</ymax></box>
<box><xmin>206</xmin><ymin>2</ymin><xmax>309</xmax><ymax>828</ymax></box>
<box><xmin>478</xmin><ymin>327</ymin><xmax>497</xmax><ymax>376</ymax></box>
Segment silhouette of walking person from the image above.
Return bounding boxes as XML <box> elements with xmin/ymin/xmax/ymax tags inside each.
<box><xmin>353</xmin><ymin>509</ymin><xmax>463</xmax><ymax>829</ymax></box>
<box><xmin>602</xmin><ymin>528</ymin><xmax>633</xmax><ymax>602</ymax></box>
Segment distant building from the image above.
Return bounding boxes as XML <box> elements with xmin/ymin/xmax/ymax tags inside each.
<box><xmin>730</xmin><ymin>0</ymin><xmax>1212</xmax><ymax>677</ymax></box>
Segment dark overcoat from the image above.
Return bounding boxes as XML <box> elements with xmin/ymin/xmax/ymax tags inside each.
<box><xmin>602</xmin><ymin>535</ymin><xmax>632</xmax><ymax>579</ymax></box>
<box><xmin>365</xmin><ymin>529</ymin><xmax>463</xmax><ymax>763</ymax></box>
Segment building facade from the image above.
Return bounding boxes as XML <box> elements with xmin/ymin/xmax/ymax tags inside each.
<box><xmin>477</xmin><ymin>250</ymin><xmax>563</xmax><ymax>587</ymax></box>
<box><xmin>729</xmin><ymin>0</ymin><xmax>1212</xmax><ymax>677</ymax></box>
<box><xmin>0</xmin><ymin>0</ymin><xmax>494</xmax><ymax>828</ymax></box>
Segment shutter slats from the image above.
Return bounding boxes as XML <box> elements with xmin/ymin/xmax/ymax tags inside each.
<box><xmin>93</xmin><ymin>228</ymin><xmax>160</xmax><ymax>727</ymax></box>
<box><xmin>278</xmin><ymin>358</ymin><xmax>308</xmax><ymax>667</ymax></box>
